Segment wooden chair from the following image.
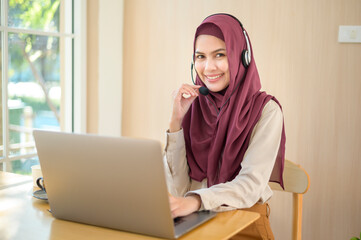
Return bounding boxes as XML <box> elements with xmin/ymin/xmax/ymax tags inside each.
<box><xmin>269</xmin><ymin>160</ymin><xmax>310</xmax><ymax>240</ymax></box>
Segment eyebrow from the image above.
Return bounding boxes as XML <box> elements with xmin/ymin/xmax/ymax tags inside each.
<box><xmin>195</xmin><ymin>48</ymin><xmax>226</xmax><ymax>54</ymax></box>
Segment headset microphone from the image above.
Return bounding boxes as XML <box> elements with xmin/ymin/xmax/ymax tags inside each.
<box><xmin>191</xmin><ymin>61</ymin><xmax>209</xmax><ymax>96</ymax></box>
<box><xmin>199</xmin><ymin>86</ymin><xmax>209</xmax><ymax>96</ymax></box>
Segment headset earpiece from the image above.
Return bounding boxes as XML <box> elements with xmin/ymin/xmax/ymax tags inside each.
<box><xmin>241</xmin><ymin>49</ymin><xmax>249</xmax><ymax>68</ymax></box>
<box><xmin>242</xmin><ymin>29</ymin><xmax>251</xmax><ymax>68</ymax></box>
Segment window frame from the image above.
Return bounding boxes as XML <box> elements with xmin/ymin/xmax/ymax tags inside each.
<box><xmin>0</xmin><ymin>0</ymin><xmax>87</xmax><ymax>170</ymax></box>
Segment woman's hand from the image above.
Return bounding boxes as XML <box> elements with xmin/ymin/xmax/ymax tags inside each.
<box><xmin>170</xmin><ymin>84</ymin><xmax>201</xmax><ymax>132</ymax></box>
<box><xmin>169</xmin><ymin>194</ymin><xmax>202</xmax><ymax>218</ymax></box>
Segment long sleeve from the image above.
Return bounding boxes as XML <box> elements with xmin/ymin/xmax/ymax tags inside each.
<box><xmin>163</xmin><ymin>129</ymin><xmax>191</xmax><ymax>197</ymax></box>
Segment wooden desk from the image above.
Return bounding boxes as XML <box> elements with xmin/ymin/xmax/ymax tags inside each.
<box><xmin>0</xmin><ymin>172</ymin><xmax>260</xmax><ymax>240</ymax></box>
<box><xmin>0</xmin><ymin>171</ymin><xmax>32</xmax><ymax>190</ymax></box>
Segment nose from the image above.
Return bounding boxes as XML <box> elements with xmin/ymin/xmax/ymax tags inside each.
<box><xmin>205</xmin><ymin>59</ymin><xmax>217</xmax><ymax>71</ymax></box>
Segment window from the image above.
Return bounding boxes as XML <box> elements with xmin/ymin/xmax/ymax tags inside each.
<box><xmin>0</xmin><ymin>0</ymin><xmax>86</xmax><ymax>174</ymax></box>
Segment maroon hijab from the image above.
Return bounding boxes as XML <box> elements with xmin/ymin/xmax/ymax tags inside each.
<box><xmin>182</xmin><ymin>14</ymin><xmax>286</xmax><ymax>188</ymax></box>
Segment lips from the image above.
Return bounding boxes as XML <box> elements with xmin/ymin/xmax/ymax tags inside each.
<box><xmin>205</xmin><ymin>73</ymin><xmax>224</xmax><ymax>82</ymax></box>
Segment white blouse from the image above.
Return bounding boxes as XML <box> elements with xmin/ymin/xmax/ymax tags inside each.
<box><xmin>163</xmin><ymin>100</ymin><xmax>283</xmax><ymax>212</ymax></box>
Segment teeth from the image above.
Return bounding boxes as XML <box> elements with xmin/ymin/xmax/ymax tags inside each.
<box><xmin>207</xmin><ymin>74</ymin><xmax>223</xmax><ymax>80</ymax></box>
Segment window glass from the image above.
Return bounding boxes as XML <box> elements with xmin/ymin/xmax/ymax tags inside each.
<box><xmin>8</xmin><ymin>33</ymin><xmax>60</xmax><ymax>158</ymax></box>
<box><xmin>4</xmin><ymin>157</ymin><xmax>39</xmax><ymax>174</ymax></box>
<box><xmin>0</xmin><ymin>0</ymin><xmax>77</xmax><ymax>175</ymax></box>
<box><xmin>8</xmin><ymin>0</ymin><xmax>60</xmax><ymax>32</ymax></box>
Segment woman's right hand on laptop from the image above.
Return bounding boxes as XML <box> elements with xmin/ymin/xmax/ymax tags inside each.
<box><xmin>168</xmin><ymin>194</ymin><xmax>202</xmax><ymax>218</ymax></box>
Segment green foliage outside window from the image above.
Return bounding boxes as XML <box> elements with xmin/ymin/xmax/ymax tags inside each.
<box><xmin>2</xmin><ymin>0</ymin><xmax>62</xmax><ymax>174</ymax></box>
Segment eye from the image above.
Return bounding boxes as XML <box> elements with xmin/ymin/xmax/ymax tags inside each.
<box><xmin>216</xmin><ymin>53</ymin><xmax>226</xmax><ymax>58</ymax></box>
<box><xmin>195</xmin><ymin>54</ymin><xmax>204</xmax><ymax>59</ymax></box>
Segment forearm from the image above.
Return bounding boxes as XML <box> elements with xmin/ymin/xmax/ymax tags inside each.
<box><xmin>163</xmin><ymin>129</ymin><xmax>191</xmax><ymax>197</ymax></box>
<box><xmin>169</xmin><ymin>117</ymin><xmax>182</xmax><ymax>133</ymax></box>
<box><xmin>186</xmin><ymin>172</ymin><xmax>273</xmax><ymax>211</ymax></box>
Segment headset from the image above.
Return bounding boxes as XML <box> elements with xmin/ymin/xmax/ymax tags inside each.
<box><xmin>191</xmin><ymin>13</ymin><xmax>252</xmax><ymax>97</ymax></box>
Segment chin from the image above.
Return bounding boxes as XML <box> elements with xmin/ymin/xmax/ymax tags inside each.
<box><xmin>206</xmin><ymin>84</ymin><xmax>227</xmax><ymax>93</ymax></box>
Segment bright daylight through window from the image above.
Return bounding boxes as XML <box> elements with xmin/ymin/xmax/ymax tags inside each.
<box><xmin>0</xmin><ymin>0</ymin><xmax>76</xmax><ymax>174</ymax></box>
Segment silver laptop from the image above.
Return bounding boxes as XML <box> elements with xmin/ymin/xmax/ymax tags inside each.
<box><xmin>33</xmin><ymin>130</ymin><xmax>216</xmax><ymax>239</ymax></box>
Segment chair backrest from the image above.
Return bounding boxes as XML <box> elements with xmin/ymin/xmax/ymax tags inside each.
<box><xmin>269</xmin><ymin>160</ymin><xmax>310</xmax><ymax>240</ymax></box>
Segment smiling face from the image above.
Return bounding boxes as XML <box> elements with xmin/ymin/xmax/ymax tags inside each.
<box><xmin>194</xmin><ymin>34</ymin><xmax>230</xmax><ymax>93</ymax></box>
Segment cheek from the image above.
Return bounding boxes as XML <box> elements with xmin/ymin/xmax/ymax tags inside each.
<box><xmin>221</xmin><ymin>62</ymin><xmax>230</xmax><ymax>83</ymax></box>
<box><xmin>195</xmin><ymin>62</ymin><xmax>205</xmax><ymax>74</ymax></box>
<box><xmin>219</xmin><ymin>61</ymin><xmax>229</xmax><ymax>73</ymax></box>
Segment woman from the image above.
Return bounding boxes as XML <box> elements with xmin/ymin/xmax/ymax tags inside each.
<box><xmin>163</xmin><ymin>13</ymin><xmax>285</xmax><ymax>239</ymax></box>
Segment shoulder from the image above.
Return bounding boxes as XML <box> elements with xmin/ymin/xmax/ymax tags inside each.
<box><xmin>257</xmin><ymin>99</ymin><xmax>283</xmax><ymax>126</ymax></box>
<box><xmin>262</xmin><ymin>99</ymin><xmax>282</xmax><ymax>116</ymax></box>
<box><xmin>250</xmin><ymin>99</ymin><xmax>283</xmax><ymax>140</ymax></box>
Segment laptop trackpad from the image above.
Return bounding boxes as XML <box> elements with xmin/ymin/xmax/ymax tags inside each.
<box><xmin>174</xmin><ymin>211</ymin><xmax>217</xmax><ymax>238</ymax></box>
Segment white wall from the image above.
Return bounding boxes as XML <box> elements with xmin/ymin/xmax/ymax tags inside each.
<box><xmin>97</xmin><ymin>0</ymin><xmax>124</xmax><ymax>137</ymax></box>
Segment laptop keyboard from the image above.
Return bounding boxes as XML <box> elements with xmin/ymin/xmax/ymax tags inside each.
<box><xmin>173</xmin><ymin>217</ymin><xmax>185</xmax><ymax>226</ymax></box>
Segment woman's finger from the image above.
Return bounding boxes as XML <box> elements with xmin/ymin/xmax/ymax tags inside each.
<box><xmin>182</xmin><ymin>84</ymin><xmax>201</xmax><ymax>96</ymax></box>
<box><xmin>169</xmin><ymin>196</ymin><xmax>179</xmax><ymax>213</ymax></box>
<box><xmin>177</xmin><ymin>88</ymin><xmax>197</xmax><ymax>100</ymax></box>
<box><xmin>173</xmin><ymin>84</ymin><xmax>201</xmax><ymax>100</ymax></box>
